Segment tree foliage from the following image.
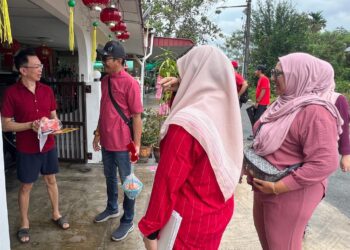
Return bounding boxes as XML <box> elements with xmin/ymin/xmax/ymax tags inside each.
<box><xmin>221</xmin><ymin>30</ymin><xmax>245</xmax><ymax>62</ymax></box>
<box><xmin>250</xmin><ymin>0</ymin><xmax>311</xmax><ymax>72</ymax></box>
<box><xmin>142</xmin><ymin>0</ymin><xmax>223</xmax><ymax>44</ymax></box>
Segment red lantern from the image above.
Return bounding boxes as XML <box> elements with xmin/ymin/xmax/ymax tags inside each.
<box><xmin>117</xmin><ymin>31</ymin><xmax>130</xmax><ymax>41</ymax></box>
<box><xmin>82</xmin><ymin>0</ymin><xmax>109</xmax><ymax>12</ymax></box>
<box><xmin>36</xmin><ymin>45</ymin><xmax>53</xmax><ymax>76</ymax></box>
<box><xmin>100</xmin><ymin>7</ymin><xmax>121</xmax><ymax>27</ymax></box>
<box><xmin>0</xmin><ymin>39</ymin><xmax>21</xmax><ymax>71</ymax></box>
<box><xmin>111</xmin><ymin>21</ymin><xmax>127</xmax><ymax>34</ymax></box>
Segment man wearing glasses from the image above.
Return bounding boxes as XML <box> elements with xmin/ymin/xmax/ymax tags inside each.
<box><xmin>1</xmin><ymin>48</ymin><xmax>69</xmax><ymax>244</ymax></box>
<box><xmin>93</xmin><ymin>41</ymin><xmax>143</xmax><ymax>241</ymax></box>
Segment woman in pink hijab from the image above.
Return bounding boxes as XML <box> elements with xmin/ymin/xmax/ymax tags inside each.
<box><xmin>308</xmin><ymin>54</ymin><xmax>350</xmax><ymax>172</ymax></box>
<box><xmin>250</xmin><ymin>53</ymin><xmax>343</xmax><ymax>250</ymax></box>
<box><xmin>138</xmin><ymin>45</ymin><xmax>243</xmax><ymax>249</ymax></box>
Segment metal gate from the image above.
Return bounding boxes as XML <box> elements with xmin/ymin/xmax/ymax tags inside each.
<box><xmin>48</xmin><ymin>82</ymin><xmax>87</xmax><ymax>163</ymax></box>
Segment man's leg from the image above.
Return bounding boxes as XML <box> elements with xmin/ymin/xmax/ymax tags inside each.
<box><xmin>16</xmin><ymin>151</ymin><xmax>43</xmax><ymax>243</ymax></box>
<box><xmin>18</xmin><ymin>183</ymin><xmax>33</xmax><ymax>242</ymax></box>
<box><xmin>111</xmin><ymin>151</ymin><xmax>134</xmax><ymax>241</ymax></box>
<box><xmin>43</xmin><ymin>174</ymin><xmax>69</xmax><ymax>229</ymax></box>
<box><xmin>95</xmin><ymin>149</ymin><xmax>120</xmax><ymax>222</ymax></box>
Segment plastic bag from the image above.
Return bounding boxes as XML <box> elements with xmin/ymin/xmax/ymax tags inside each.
<box><xmin>122</xmin><ymin>172</ymin><xmax>143</xmax><ymax>200</ymax></box>
<box><xmin>39</xmin><ymin>117</ymin><xmax>62</xmax><ymax>135</ymax></box>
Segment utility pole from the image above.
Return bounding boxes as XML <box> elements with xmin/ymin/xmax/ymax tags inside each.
<box><xmin>243</xmin><ymin>0</ymin><xmax>252</xmax><ymax>79</ymax></box>
<box><xmin>216</xmin><ymin>0</ymin><xmax>252</xmax><ymax>78</ymax></box>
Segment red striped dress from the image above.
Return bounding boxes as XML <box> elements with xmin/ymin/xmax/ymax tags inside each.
<box><xmin>138</xmin><ymin>125</ymin><xmax>234</xmax><ymax>249</ymax></box>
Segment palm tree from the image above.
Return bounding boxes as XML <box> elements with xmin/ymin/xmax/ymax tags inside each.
<box><xmin>308</xmin><ymin>11</ymin><xmax>327</xmax><ymax>33</ymax></box>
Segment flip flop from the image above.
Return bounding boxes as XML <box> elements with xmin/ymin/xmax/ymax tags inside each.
<box><xmin>17</xmin><ymin>228</ymin><xmax>30</xmax><ymax>243</ymax></box>
<box><xmin>52</xmin><ymin>216</ymin><xmax>70</xmax><ymax>230</ymax></box>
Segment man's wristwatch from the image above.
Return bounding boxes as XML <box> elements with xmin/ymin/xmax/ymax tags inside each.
<box><xmin>93</xmin><ymin>130</ymin><xmax>100</xmax><ymax>136</ymax></box>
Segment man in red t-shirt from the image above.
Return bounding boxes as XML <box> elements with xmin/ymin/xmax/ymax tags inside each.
<box><xmin>1</xmin><ymin>49</ymin><xmax>69</xmax><ymax>243</ymax></box>
<box><xmin>231</xmin><ymin>61</ymin><xmax>249</xmax><ymax>107</ymax></box>
<box><xmin>93</xmin><ymin>41</ymin><xmax>143</xmax><ymax>241</ymax></box>
<box><xmin>247</xmin><ymin>65</ymin><xmax>270</xmax><ymax>140</ymax></box>
<box><xmin>254</xmin><ymin>65</ymin><xmax>270</xmax><ymax>121</ymax></box>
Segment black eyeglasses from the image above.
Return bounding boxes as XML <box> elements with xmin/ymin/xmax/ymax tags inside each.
<box><xmin>271</xmin><ymin>68</ymin><xmax>284</xmax><ymax>78</ymax></box>
<box><xmin>102</xmin><ymin>56</ymin><xmax>119</xmax><ymax>62</ymax></box>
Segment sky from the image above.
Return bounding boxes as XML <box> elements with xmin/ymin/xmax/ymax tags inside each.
<box><xmin>210</xmin><ymin>0</ymin><xmax>350</xmax><ymax>40</ymax></box>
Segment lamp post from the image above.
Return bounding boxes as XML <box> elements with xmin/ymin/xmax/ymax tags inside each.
<box><xmin>216</xmin><ymin>0</ymin><xmax>252</xmax><ymax>79</ymax></box>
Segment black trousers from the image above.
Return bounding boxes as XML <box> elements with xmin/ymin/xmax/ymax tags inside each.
<box><xmin>253</xmin><ymin>105</ymin><xmax>268</xmax><ymax>125</ymax></box>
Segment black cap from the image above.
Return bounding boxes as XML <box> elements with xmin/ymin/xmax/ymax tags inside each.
<box><xmin>96</xmin><ymin>40</ymin><xmax>126</xmax><ymax>59</ymax></box>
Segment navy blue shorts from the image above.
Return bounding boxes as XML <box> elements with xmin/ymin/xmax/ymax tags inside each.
<box><xmin>16</xmin><ymin>148</ymin><xmax>59</xmax><ymax>183</ymax></box>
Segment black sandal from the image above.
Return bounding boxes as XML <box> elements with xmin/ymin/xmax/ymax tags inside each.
<box><xmin>17</xmin><ymin>228</ymin><xmax>30</xmax><ymax>243</ymax></box>
<box><xmin>52</xmin><ymin>216</ymin><xmax>70</xmax><ymax>230</ymax></box>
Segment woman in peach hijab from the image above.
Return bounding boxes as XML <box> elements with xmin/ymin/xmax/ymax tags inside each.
<box><xmin>251</xmin><ymin>53</ymin><xmax>343</xmax><ymax>250</ymax></box>
<box><xmin>138</xmin><ymin>45</ymin><xmax>243</xmax><ymax>249</ymax></box>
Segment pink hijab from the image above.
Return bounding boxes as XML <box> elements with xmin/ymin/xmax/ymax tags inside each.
<box><xmin>160</xmin><ymin>45</ymin><xmax>243</xmax><ymax>201</ymax></box>
<box><xmin>253</xmin><ymin>52</ymin><xmax>343</xmax><ymax>156</ymax></box>
<box><xmin>311</xmin><ymin>57</ymin><xmax>341</xmax><ymax>104</ymax></box>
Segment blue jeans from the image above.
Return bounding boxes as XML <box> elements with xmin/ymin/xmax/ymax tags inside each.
<box><xmin>102</xmin><ymin>148</ymin><xmax>134</xmax><ymax>224</ymax></box>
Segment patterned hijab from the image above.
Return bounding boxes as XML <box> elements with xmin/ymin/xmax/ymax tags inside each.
<box><xmin>253</xmin><ymin>52</ymin><xmax>343</xmax><ymax>156</ymax></box>
<box><xmin>160</xmin><ymin>45</ymin><xmax>243</xmax><ymax>201</ymax></box>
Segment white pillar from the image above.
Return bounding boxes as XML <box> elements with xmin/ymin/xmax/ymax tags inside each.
<box><xmin>0</xmin><ymin>118</ymin><xmax>11</xmax><ymax>249</ymax></box>
<box><xmin>86</xmin><ymin>79</ymin><xmax>102</xmax><ymax>163</ymax></box>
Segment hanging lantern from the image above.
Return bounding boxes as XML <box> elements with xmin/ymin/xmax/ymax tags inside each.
<box><xmin>0</xmin><ymin>39</ymin><xmax>20</xmax><ymax>71</ymax></box>
<box><xmin>111</xmin><ymin>21</ymin><xmax>127</xmax><ymax>35</ymax></box>
<box><xmin>36</xmin><ymin>44</ymin><xmax>53</xmax><ymax>76</ymax></box>
<box><xmin>117</xmin><ymin>31</ymin><xmax>130</xmax><ymax>42</ymax></box>
<box><xmin>82</xmin><ymin>0</ymin><xmax>110</xmax><ymax>12</ymax></box>
<box><xmin>100</xmin><ymin>7</ymin><xmax>121</xmax><ymax>27</ymax></box>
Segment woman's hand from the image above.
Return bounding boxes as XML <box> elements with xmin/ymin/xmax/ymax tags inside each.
<box><xmin>253</xmin><ymin>178</ymin><xmax>289</xmax><ymax>195</ymax></box>
<box><xmin>143</xmin><ymin>237</ymin><xmax>158</xmax><ymax>250</ymax></box>
<box><xmin>253</xmin><ymin>178</ymin><xmax>276</xmax><ymax>194</ymax></box>
<box><xmin>159</xmin><ymin>77</ymin><xmax>180</xmax><ymax>92</ymax></box>
<box><xmin>340</xmin><ymin>154</ymin><xmax>350</xmax><ymax>172</ymax></box>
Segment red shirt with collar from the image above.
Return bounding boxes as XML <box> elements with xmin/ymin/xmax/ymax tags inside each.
<box><xmin>99</xmin><ymin>69</ymin><xmax>143</xmax><ymax>151</ymax></box>
<box><xmin>1</xmin><ymin>81</ymin><xmax>57</xmax><ymax>153</ymax></box>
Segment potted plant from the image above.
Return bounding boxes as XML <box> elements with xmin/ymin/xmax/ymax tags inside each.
<box><xmin>139</xmin><ymin>108</ymin><xmax>159</xmax><ymax>163</ymax></box>
<box><xmin>151</xmin><ymin>50</ymin><xmax>179</xmax><ymax>163</ymax></box>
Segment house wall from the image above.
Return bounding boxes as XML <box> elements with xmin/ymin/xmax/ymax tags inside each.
<box><xmin>0</xmin><ymin>119</ymin><xmax>10</xmax><ymax>249</ymax></box>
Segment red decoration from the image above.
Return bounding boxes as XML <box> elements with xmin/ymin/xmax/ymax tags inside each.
<box><xmin>0</xmin><ymin>39</ymin><xmax>21</xmax><ymax>71</ymax></box>
<box><xmin>117</xmin><ymin>31</ymin><xmax>130</xmax><ymax>41</ymax></box>
<box><xmin>36</xmin><ymin>45</ymin><xmax>53</xmax><ymax>76</ymax></box>
<box><xmin>100</xmin><ymin>7</ymin><xmax>121</xmax><ymax>27</ymax></box>
<box><xmin>111</xmin><ymin>21</ymin><xmax>127</xmax><ymax>34</ymax></box>
<box><xmin>82</xmin><ymin>0</ymin><xmax>109</xmax><ymax>11</ymax></box>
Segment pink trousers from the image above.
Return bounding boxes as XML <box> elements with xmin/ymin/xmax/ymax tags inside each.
<box><xmin>253</xmin><ymin>183</ymin><xmax>324</xmax><ymax>250</ymax></box>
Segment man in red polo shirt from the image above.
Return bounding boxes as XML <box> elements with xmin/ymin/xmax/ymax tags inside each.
<box><xmin>93</xmin><ymin>41</ymin><xmax>143</xmax><ymax>241</ymax></box>
<box><xmin>1</xmin><ymin>48</ymin><xmax>69</xmax><ymax>244</ymax></box>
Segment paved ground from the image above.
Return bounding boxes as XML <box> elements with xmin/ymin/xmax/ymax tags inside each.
<box><xmin>4</xmin><ymin>95</ymin><xmax>350</xmax><ymax>249</ymax></box>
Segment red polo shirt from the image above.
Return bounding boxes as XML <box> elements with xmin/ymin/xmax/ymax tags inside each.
<box><xmin>99</xmin><ymin>70</ymin><xmax>143</xmax><ymax>151</ymax></box>
<box><xmin>1</xmin><ymin>81</ymin><xmax>57</xmax><ymax>153</ymax></box>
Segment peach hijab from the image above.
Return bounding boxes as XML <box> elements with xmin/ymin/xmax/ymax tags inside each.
<box><xmin>160</xmin><ymin>45</ymin><xmax>243</xmax><ymax>201</ymax></box>
<box><xmin>253</xmin><ymin>53</ymin><xmax>343</xmax><ymax>156</ymax></box>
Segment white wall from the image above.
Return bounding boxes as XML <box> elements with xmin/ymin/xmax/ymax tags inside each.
<box><xmin>86</xmin><ymin>80</ymin><xmax>102</xmax><ymax>163</ymax></box>
<box><xmin>0</xmin><ymin>119</ymin><xmax>11</xmax><ymax>250</ymax></box>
